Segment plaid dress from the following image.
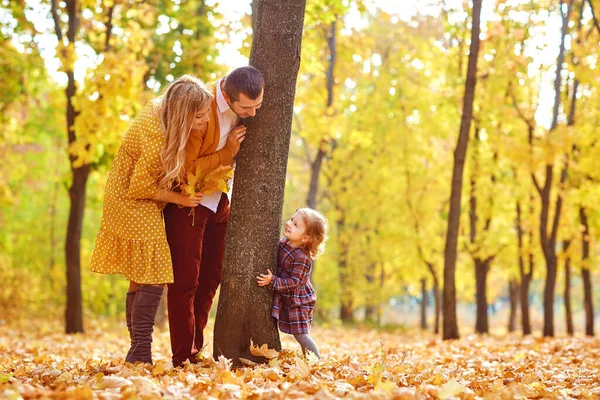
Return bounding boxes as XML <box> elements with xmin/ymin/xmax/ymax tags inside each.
<box><xmin>269</xmin><ymin>238</ymin><xmax>316</xmax><ymax>335</ymax></box>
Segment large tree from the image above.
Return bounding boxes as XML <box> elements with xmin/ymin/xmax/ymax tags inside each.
<box><xmin>213</xmin><ymin>0</ymin><xmax>307</xmax><ymax>365</ymax></box>
<box><xmin>442</xmin><ymin>0</ymin><xmax>483</xmax><ymax>340</ymax></box>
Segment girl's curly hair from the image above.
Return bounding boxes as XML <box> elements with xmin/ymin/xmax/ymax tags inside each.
<box><xmin>296</xmin><ymin>208</ymin><xmax>329</xmax><ymax>259</ymax></box>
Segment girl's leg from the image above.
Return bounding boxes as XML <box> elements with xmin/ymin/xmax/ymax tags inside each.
<box><xmin>126</xmin><ymin>284</ymin><xmax>164</xmax><ymax>364</ymax></box>
<box><xmin>293</xmin><ymin>333</ymin><xmax>321</xmax><ymax>358</ymax></box>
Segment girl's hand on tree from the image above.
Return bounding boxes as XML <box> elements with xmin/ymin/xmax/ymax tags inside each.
<box><xmin>256</xmin><ymin>269</ymin><xmax>273</xmax><ymax>286</ymax></box>
<box><xmin>179</xmin><ymin>192</ymin><xmax>203</xmax><ymax>208</ymax></box>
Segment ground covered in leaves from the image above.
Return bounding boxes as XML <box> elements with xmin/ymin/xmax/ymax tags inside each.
<box><xmin>2</xmin><ymin>319</ymin><xmax>600</xmax><ymax>399</ymax></box>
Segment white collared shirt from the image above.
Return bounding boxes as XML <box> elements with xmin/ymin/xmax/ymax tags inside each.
<box><xmin>200</xmin><ymin>78</ymin><xmax>239</xmax><ymax>212</ymax></box>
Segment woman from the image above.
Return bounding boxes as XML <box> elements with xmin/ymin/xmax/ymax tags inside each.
<box><xmin>90</xmin><ymin>75</ymin><xmax>211</xmax><ymax>364</ymax></box>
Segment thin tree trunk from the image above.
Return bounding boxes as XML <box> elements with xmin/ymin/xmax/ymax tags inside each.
<box><xmin>433</xmin><ymin>277</ymin><xmax>441</xmax><ymax>334</ymax></box>
<box><xmin>537</xmin><ymin>0</ymin><xmax>573</xmax><ymax>338</ymax></box>
<box><xmin>338</xmin><ymin>216</ymin><xmax>354</xmax><ymax>324</ymax></box>
<box><xmin>516</xmin><ymin>199</ymin><xmax>533</xmax><ymax>335</ymax></box>
<box><xmin>474</xmin><ymin>259</ymin><xmax>490</xmax><ymax>334</ymax></box>
<box><xmin>63</xmin><ymin>0</ymin><xmax>85</xmax><ymax>334</ymax></box>
<box><xmin>469</xmin><ymin>128</ymin><xmax>493</xmax><ymax>335</ymax></box>
<box><xmin>213</xmin><ymin>0</ymin><xmax>307</xmax><ymax>365</ymax></box>
<box><xmin>307</xmin><ymin>21</ymin><xmax>336</xmax><ymax>282</ymax></box>
<box><xmin>442</xmin><ymin>0</ymin><xmax>482</xmax><ymax>340</ymax></box>
<box><xmin>421</xmin><ymin>278</ymin><xmax>428</xmax><ymax>330</ymax></box>
<box><xmin>48</xmin><ymin>137</ymin><xmax>61</xmax><ymax>291</ymax></box>
<box><xmin>364</xmin><ymin>261</ymin><xmax>377</xmax><ymax>323</ymax></box>
<box><xmin>508</xmin><ymin>279</ymin><xmax>519</xmax><ymax>333</ymax></box>
<box><xmin>563</xmin><ymin>239</ymin><xmax>574</xmax><ymax>335</ymax></box>
<box><xmin>580</xmin><ymin>206</ymin><xmax>594</xmax><ymax>336</ymax></box>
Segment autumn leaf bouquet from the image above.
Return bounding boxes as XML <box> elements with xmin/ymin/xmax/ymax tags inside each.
<box><xmin>181</xmin><ymin>165</ymin><xmax>234</xmax><ymax>198</ymax></box>
<box><xmin>181</xmin><ymin>165</ymin><xmax>234</xmax><ymax>225</ymax></box>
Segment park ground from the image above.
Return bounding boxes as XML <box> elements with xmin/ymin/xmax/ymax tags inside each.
<box><xmin>2</xmin><ymin>318</ymin><xmax>600</xmax><ymax>399</ymax></box>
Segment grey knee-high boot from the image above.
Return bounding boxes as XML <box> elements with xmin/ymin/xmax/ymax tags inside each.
<box><xmin>124</xmin><ymin>291</ymin><xmax>136</xmax><ymax>361</ymax></box>
<box><xmin>125</xmin><ymin>285</ymin><xmax>163</xmax><ymax>364</ymax></box>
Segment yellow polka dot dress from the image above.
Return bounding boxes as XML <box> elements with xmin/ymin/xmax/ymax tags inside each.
<box><xmin>90</xmin><ymin>100</ymin><xmax>174</xmax><ymax>284</ymax></box>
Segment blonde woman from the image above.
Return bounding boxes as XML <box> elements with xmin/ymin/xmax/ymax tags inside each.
<box><xmin>90</xmin><ymin>75</ymin><xmax>211</xmax><ymax>364</ymax></box>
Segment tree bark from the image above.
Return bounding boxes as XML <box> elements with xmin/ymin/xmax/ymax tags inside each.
<box><xmin>563</xmin><ymin>240</ymin><xmax>574</xmax><ymax>335</ymax></box>
<box><xmin>508</xmin><ymin>279</ymin><xmax>519</xmax><ymax>333</ymax></box>
<box><xmin>580</xmin><ymin>206</ymin><xmax>594</xmax><ymax>336</ymax></box>
<box><xmin>213</xmin><ymin>0</ymin><xmax>307</xmax><ymax>365</ymax></box>
<box><xmin>420</xmin><ymin>278</ymin><xmax>428</xmax><ymax>330</ymax></box>
<box><xmin>442</xmin><ymin>0</ymin><xmax>482</xmax><ymax>340</ymax></box>
<box><xmin>251</xmin><ymin>0</ymin><xmax>258</xmax><ymax>34</ymax></box>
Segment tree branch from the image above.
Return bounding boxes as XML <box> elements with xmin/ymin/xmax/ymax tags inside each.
<box><xmin>104</xmin><ymin>5</ymin><xmax>115</xmax><ymax>51</ymax></box>
<box><xmin>532</xmin><ymin>174</ymin><xmax>542</xmax><ymax>195</ymax></box>
<box><xmin>586</xmin><ymin>0</ymin><xmax>600</xmax><ymax>36</ymax></box>
<box><xmin>51</xmin><ymin>0</ymin><xmax>63</xmax><ymax>41</ymax></box>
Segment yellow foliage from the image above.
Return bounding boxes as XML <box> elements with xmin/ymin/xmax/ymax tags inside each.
<box><xmin>181</xmin><ymin>165</ymin><xmax>234</xmax><ymax>198</ymax></box>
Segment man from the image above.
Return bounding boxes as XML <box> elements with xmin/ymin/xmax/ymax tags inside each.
<box><xmin>164</xmin><ymin>66</ymin><xmax>264</xmax><ymax>367</ymax></box>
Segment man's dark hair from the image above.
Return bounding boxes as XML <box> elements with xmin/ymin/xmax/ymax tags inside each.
<box><xmin>223</xmin><ymin>66</ymin><xmax>264</xmax><ymax>102</ymax></box>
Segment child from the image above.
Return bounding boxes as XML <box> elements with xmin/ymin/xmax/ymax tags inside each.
<box><xmin>257</xmin><ymin>208</ymin><xmax>328</xmax><ymax>358</ymax></box>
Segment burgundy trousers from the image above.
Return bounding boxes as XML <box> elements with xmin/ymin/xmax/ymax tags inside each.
<box><xmin>164</xmin><ymin>193</ymin><xmax>230</xmax><ymax>366</ymax></box>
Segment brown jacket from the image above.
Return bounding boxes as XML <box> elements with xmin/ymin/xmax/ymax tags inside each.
<box><xmin>183</xmin><ymin>86</ymin><xmax>234</xmax><ymax>179</ymax></box>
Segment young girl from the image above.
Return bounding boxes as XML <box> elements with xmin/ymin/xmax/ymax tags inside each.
<box><xmin>256</xmin><ymin>208</ymin><xmax>328</xmax><ymax>358</ymax></box>
<box><xmin>90</xmin><ymin>75</ymin><xmax>211</xmax><ymax>364</ymax></box>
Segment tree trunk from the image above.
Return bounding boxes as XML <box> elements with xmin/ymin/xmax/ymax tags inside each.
<box><xmin>364</xmin><ymin>262</ymin><xmax>377</xmax><ymax>323</ymax></box>
<box><xmin>48</xmin><ymin>137</ymin><xmax>61</xmax><ymax>291</ymax></box>
<box><xmin>508</xmin><ymin>279</ymin><xmax>519</xmax><ymax>333</ymax></box>
<box><xmin>516</xmin><ymin>199</ymin><xmax>532</xmax><ymax>335</ymax></box>
<box><xmin>474</xmin><ymin>259</ymin><xmax>490</xmax><ymax>334</ymax></box>
<box><xmin>307</xmin><ymin>20</ymin><xmax>336</xmax><ymax>208</ymax></box>
<box><xmin>65</xmin><ymin>164</ymin><xmax>88</xmax><ymax>333</ymax></box>
<box><xmin>563</xmin><ymin>240</ymin><xmax>574</xmax><ymax>335</ymax></box>
<box><xmin>420</xmin><ymin>278</ymin><xmax>428</xmax><ymax>330</ymax></box>
<box><xmin>213</xmin><ymin>0</ymin><xmax>307</xmax><ymax>365</ymax></box>
<box><xmin>433</xmin><ymin>277</ymin><xmax>441</xmax><ymax>334</ymax></box>
<box><xmin>306</xmin><ymin>21</ymin><xmax>336</xmax><ymax>283</ymax></box>
<box><xmin>442</xmin><ymin>0</ymin><xmax>482</xmax><ymax>341</ymax></box>
<box><xmin>64</xmin><ymin>0</ymin><xmax>85</xmax><ymax>334</ymax></box>
<box><xmin>336</xmin><ymin>213</ymin><xmax>355</xmax><ymax>324</ymax></box>
<box><xmin>469</xmin><ymin>131</ymin><xmax>494</xmax><ymax>336</ymax></box>
<box><xmin>580</xmin><ymin>207</ymin><xmax>594</xmax><ymax>336</ymax></box>
<box><xmin>537</xmin><ymin>0</ymin><xmax>573</xmax><ymax>338</ymax></box>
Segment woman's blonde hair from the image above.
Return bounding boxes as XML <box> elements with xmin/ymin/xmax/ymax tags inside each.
<box><xmin>156</xmin><ymin>75</ymin><xmax>213</xmax><ymax>190</ymax></box>
<box><xmin>296</xmin><ymin>208</ymin><xmax>329</xmax><ymax>259</ymax></box>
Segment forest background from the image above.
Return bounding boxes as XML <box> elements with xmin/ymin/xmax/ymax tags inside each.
<box><xmin>2</xmin><ymin>0</ymin><xmax>600</xmax><ymax>341</ymax></box>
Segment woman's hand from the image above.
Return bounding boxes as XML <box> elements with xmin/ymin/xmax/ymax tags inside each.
<box><xmin>179</xmin><ymin>192</ymin><xmax>203</xmax><ymax>208</ymax></box>
<box><xmin>256</xmin><ymin>269</ymin><xmax>273</xmax><ymax>286</ymax></box>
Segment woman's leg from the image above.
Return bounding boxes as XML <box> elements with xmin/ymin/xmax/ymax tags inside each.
<box><xmin>293</xmin><ymin>333</ymin><xmax>321</xmax><ymax>358</ymax></box>
<box><xmin>124</xmin><ymin>282</ymin><xmax>138</xmax><ymax>361</ymax></box>
<box><xmin>126</xmin><ymin>284</ymin><xmax>164</xmax><ymax>364</ymax></box>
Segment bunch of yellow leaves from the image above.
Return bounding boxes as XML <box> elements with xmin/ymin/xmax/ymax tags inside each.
<box><xmin>181</xmin><ymin>165</ymin><xmax>234</xmax><ymax>198</ymax></box>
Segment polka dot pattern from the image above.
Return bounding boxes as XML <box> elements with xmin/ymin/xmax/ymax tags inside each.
<box><xmin>90</xmin><ymin>100</ymin><xmax>174</xmax><ymax>284</ymax></box>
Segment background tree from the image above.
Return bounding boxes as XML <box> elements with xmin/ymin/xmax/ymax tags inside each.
<box><xmin>442</xmin><ymin>0</ymin><xmax>483</xmax><ymax>340</ymax></box>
